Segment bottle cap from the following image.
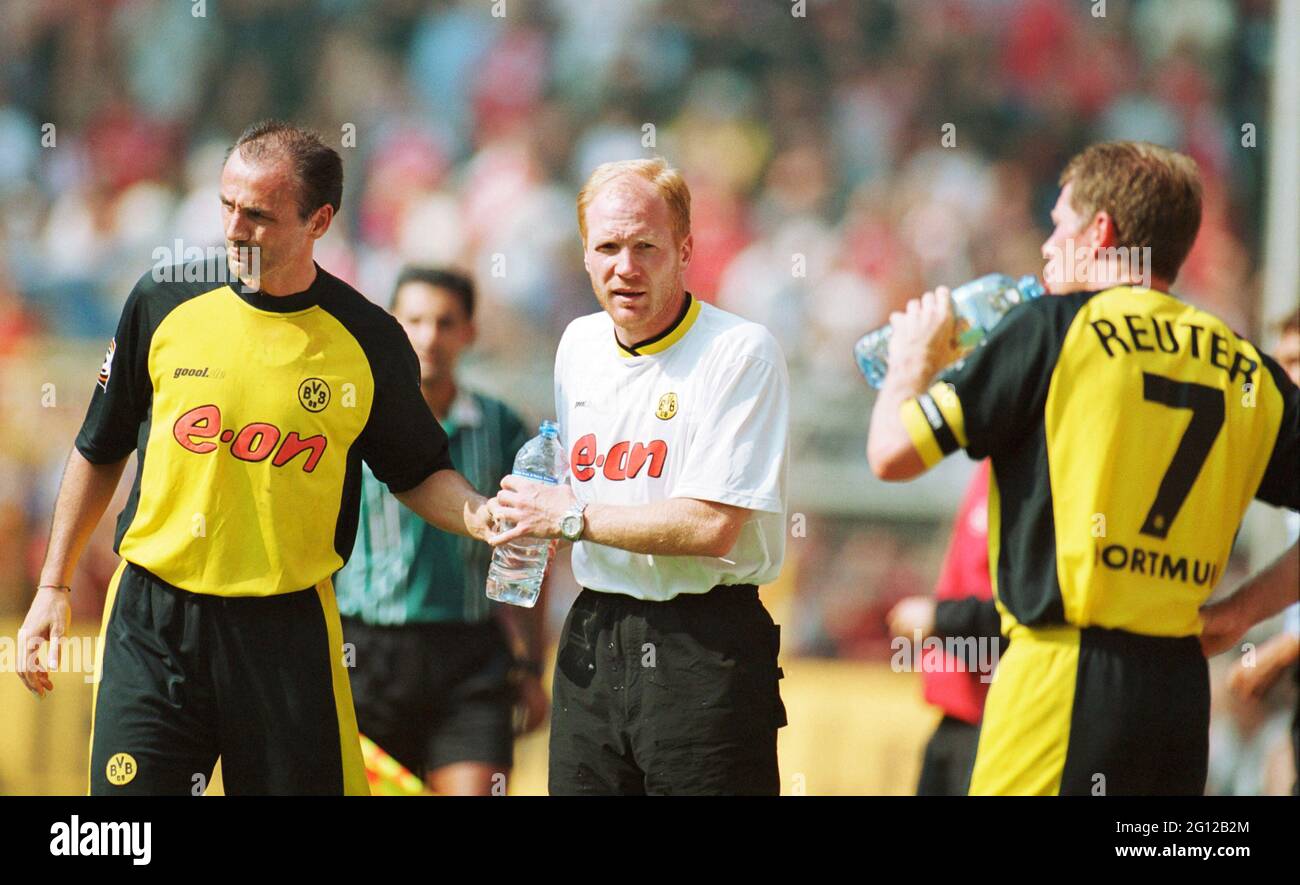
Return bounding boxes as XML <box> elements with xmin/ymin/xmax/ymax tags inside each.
<box><xmin>1017</xmin><ymin>275</ymin><xmax>1046</xmax><ymax>301</ymax></box>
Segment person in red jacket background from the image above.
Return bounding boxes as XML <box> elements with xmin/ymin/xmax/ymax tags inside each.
<box><xmin>888</xmin><ymin>459</ymin><xmax>1006</xmax><ymax>795</ymax></box>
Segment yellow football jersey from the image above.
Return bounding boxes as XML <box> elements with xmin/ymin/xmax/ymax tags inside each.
<box><xmin>76</xmin><ymin>259</ymin><xmax>453</xmax><ymax>596</ymax></box>
<box><xmin>902</xmin><ymin>286</ymin><xmax>1299</xmax><ymax>637</ymax></box>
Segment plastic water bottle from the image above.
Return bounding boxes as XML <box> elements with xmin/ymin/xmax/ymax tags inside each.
<box><xmin>486</xmin><ymin>420</ymin><xmax>568</xmax><ymax>608</ymax></box>
<box><xmin>853</xmin><ymin>274</ymin><xmax>1046</xmax><ymax>389</ymax></box>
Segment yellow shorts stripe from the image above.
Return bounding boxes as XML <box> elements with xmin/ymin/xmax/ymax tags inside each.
<box><xmin>87</xmin><ymin>559</ymin><xmax>129</xmax><ymax>795</ymax></box>
<box><xmin>315</xmin><ymin>578</ymin><xmax>370</xmax><ymax>796</ymax></box>
<box><xmin>969</xmin><ymin>625</ymin><xmax>1080</xmax><ymax>796</ymax></box>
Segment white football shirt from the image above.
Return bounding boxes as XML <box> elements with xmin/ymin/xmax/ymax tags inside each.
<box><xmin>554</xmin><ymin>295</ymin><xmax>789</xmax><ymax>601</ymax></box>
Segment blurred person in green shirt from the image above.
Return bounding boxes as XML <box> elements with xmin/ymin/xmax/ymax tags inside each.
<box><xmin>334</xmin><ymin>266</ymin><xmax>547</xmax><ymax>796</ymax></box>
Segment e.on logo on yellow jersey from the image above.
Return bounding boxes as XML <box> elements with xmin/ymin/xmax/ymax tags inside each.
<box><xmin>172</xmin><ymin>404</ymin><xmax>328</xmax><ymax>472</ymax></box>
<box><xmin>570</xmin><ymin>433</ymin><xmax>667</xmax><ymax>482</ymax></box>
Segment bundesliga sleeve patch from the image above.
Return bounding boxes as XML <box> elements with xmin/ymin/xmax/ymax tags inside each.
<box><xmin>97</xmin><ymin>338</ymin><xmax>116</xmax><ymax>391</ymax></box>
<box><xmin>917</xmin><ymin>391</ymin><xmax>959</xmax><ymax>456</ymax></box>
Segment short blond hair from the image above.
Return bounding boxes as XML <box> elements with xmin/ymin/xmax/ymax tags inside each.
<box><xmin>1059</xmin><ymin>141</ymin><xmax>1202</xmax><ymax>283</ymax></box>
<box><xmin>576</xmin><ymin>158</ymin><xmax>691</xmax><ymax>245</ymax></box>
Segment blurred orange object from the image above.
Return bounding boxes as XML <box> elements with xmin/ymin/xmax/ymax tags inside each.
<box><xmin>359</xmin><ymin>735</ymin><xmax>435</xmax><ymax>796</ymax></box>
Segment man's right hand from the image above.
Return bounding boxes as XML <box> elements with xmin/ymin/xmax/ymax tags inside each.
<box><xmin>16</xmin><ymin>587</ymin><xmax>72</xmax><ymax>697</ymax></box>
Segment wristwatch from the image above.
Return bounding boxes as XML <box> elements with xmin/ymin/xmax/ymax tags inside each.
<box><xmin>560</xmin><ymin>501</ymin><xmax>588</xmax><ymax>542</ymax></box>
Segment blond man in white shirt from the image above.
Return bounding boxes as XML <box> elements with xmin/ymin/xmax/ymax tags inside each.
<box><xmin>488</xmin><ymin>158</ymin><xmax>789</xmax><ymax>795</ymax></box>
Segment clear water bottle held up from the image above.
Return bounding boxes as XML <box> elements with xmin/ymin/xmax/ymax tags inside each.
<box><xmin>486</xmin><ymin>420</ymin><xmax>568</xmax><ymax>608</ymax></box>
<box><xmin>853</xmin><ymin>274</ymin><xmax>1046</xmax><ymax>389</ymax></box>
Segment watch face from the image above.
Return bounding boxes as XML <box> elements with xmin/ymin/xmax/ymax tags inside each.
<box><xmin>561</xmin><ymin>514</ymin><xmax>582</xmax><ymax>540</ymax></box>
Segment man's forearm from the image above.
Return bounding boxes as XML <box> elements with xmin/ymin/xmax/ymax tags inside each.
<box><xmin>866</xmin><ymin>373</ymin><xmax>929</xmax><ymax>480</ymax></box>
<box><xmin>582</xmin><ymin>498</ymin><xmax>742</xmax><ymax>558</ymax></box>
<box><xmin>395</xmin><ymin>468</ymin><xmax>488</xmax><ymax>539</ymax></box>
<box><xmin>1231</xmin><ymin>541</ymin><xmax>1300</xmax><ymax>627</ymax></box>
<box><xmin>866</xmin><ymin>288</ymin><xmax>959</xmax><ymax>480</ymax></box>
<box><xmin>39</xmin><ymin>448</ymin><xmax>128</xmax><ymax>587</ymax></box>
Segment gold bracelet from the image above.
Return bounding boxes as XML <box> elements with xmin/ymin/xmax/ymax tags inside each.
<box><xmin>38</xmin><ymin>584</ymin><xmax>71</xmax><ymax>592</ymax></box>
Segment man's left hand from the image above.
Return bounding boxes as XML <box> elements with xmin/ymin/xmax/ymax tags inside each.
<box><xmin>1198</xmin><ymin>598</ymin><xmax>1248</xmax><ymax>657</ymax></box>
<box><xmin>887</xmin><ymin>595</ymin><xmax>937</xmax><ymax>638</ymax></box>
<box><xmin>488</xmin><ymin>475</ymin><xmax>577</xmax><ymax>545</ymax></box>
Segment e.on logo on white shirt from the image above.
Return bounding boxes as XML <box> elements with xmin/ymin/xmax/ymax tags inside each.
<box><xmin>553</xmin><ymin>298</ymin><xmax>790</xmax><ymax>602</ymax></box>
<box><xmin>570</xmin><ymin>434</ymin><xmax>667</xmax><ymax>482</ymax></box>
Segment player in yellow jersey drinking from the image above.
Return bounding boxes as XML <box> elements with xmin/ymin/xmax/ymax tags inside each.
<box><xmin>866</xmin><ymin>141</ymin><xmax>1299</xmax><ymax>795</ymax></box>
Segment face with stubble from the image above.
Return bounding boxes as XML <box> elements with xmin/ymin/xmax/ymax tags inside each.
<box><xmin>220</xmin><ymin>149</ymin><xmax>331</xmax><ymax>292</ymax></box>
<box><xmin>581</xmin><ymin>176</ymin><xmax>693</xmax><ymax>346</ymax></box>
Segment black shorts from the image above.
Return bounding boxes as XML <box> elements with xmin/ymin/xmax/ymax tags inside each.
<box><xmin>917</xmin><ymin>715</ymin><xmax>981</xmax><ymax>797</ymax></box>
<box><xmin>549</xmin><ymin>585</ymin><xmax>787</xmax><ymax>796</ymax></box>
<box><xmin>341</xmin><ymin>617</ymin><xmax>515</xmax><ymax>777</ymax></box>
<box><xmin>88</xmin><ymin>561</ymin><xmax>366</xmax><ymax>795</ymax></box>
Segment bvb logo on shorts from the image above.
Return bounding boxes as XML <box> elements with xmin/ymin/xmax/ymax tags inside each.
<box><xmin>298</xmin><ymin>377</ymin><xmax>331</xmax><ymax>413</ymax></box>
<box><xmin>106</xmin><ymin>752</ymin><xmax>137</xmax><ymax>786</ymax></box>
<box><xmin>655</xmin><ymin>392</ymin><xmax>678</xmax><ymax>421</ymax></box>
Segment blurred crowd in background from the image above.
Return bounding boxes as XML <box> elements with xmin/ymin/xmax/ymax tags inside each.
<box><xmin>0</xmin><ymin>0</ymin><xmax>1293</xmax><ymax>793</ymax></box>
<box><xmin>0</xmin><ymin>0</ymin><xmax>1276</xmax><ymax>355</ymax></box>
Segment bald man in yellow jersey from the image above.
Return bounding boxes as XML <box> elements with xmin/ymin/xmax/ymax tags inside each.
<box><xmin>16</xmin><ymin>121</ymin><xmax>496</xmax><ymax>795</ymax></box>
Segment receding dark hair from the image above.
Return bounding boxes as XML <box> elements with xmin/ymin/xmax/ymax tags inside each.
<box><xmin>229</xmin><ymin>120</ymin><xmax>343</xmax><ymax>221</ymax></box>
<box><xmin>391</xmin><ymin>266</ymin><xmax>476</xmax><ymax>319</ymax></box>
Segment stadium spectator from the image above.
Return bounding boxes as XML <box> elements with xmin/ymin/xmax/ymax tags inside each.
<box><xmin>1208</xmin><ymin>309</ymin><xmax>1300</xmax><ymax>793</ymax></box>
<box><xmin>1202</xmin><ymin>538</ymin><xmax>1300</xmax><ymax>795</ymax></box>
<box><xmin>887</xmin><ymin>460</ymin><xmax>1005</xmax><ymax>795</ymax></box>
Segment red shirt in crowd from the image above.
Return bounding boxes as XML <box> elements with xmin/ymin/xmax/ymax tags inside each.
<box><xmin>922</xmin><ymin>460</ymin><xmax>995</xmax><ymax>725</ymax></box>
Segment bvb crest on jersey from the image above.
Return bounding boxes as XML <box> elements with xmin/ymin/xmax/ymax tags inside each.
<box><xmin>298</xmin><ymin>377</ymin><xmax>331</xmax><ymax>413</ymax></box>
<box><xmin>656</xmin><ymin>392</ymin><xmax>678</xmax><ymax>420</ymax></box>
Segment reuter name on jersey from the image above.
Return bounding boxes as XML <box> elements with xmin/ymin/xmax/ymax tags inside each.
<box><xmin>553</xmin><ymin>297</ymin><xmax>790</xmax><ymax>602</ymax></box>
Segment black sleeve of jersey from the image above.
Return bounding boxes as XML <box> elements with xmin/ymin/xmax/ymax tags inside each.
<box><xmin>946</xmin><ymin>297</ymin><xmax>1065</xmax><ymax>460</ymax></box>
<box><xmin>933</xmin><ymin>597</ymin><xmax>1003</xmax><ymax>643</ymax></box>
<box><xmin>74</xmin><ymin>272</ymin><xmax>155</xmax><ymax>464</ymax></box>
<box><xmin>356</xmin><ymin>318</ymin><xmax>454</xmax><ymax>493</ymax></box>
<box><xmin>1256</xmin><ymin>352</ymin><xmax>1300</xmax><ymax>510</ymax></box>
